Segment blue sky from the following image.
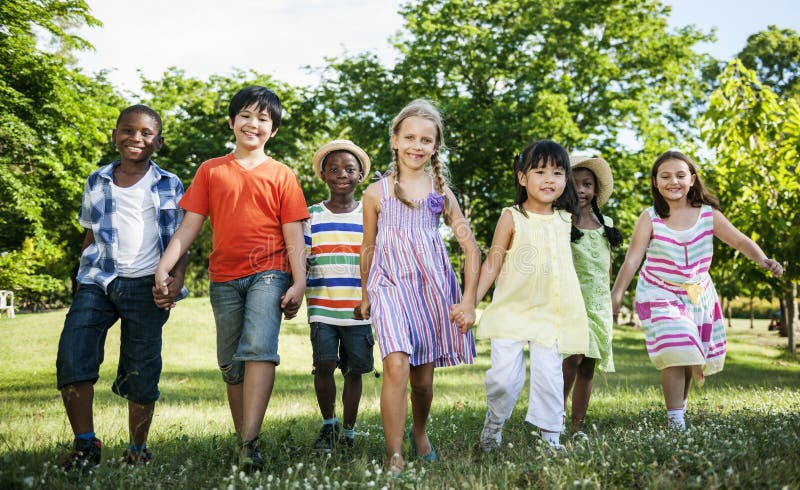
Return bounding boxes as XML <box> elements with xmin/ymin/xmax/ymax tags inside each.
<box><xmin>74</xmin><ymin>1</ymin><xmax>800</xmax><ymax>96</ymax></box>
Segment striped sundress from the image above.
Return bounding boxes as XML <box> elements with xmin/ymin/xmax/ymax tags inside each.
<box><xmin>366</xmin><ymin>175</ymin><xmax>476</xmax><ymax>367</ymax></box>
<box><xmin>634</xmin><ymin>205</ymin><xmax>726</xmax><ymax>383</ymax></box>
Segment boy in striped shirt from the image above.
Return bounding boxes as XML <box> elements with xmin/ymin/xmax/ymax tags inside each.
<box><xmin>305</xmin><ymin>140</ymin><xmax>374</xmax><ymax>452</ymax></box>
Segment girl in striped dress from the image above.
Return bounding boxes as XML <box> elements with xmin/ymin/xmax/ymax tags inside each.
<box><xmin>358</xmin><ymin>99</ymin><xmax>481</xmax><ymax>473</ymax></box>
<box><xmin>611</xmin><ymin>151</ymin><xmax>783</xmax><ymax>430</ymax></box>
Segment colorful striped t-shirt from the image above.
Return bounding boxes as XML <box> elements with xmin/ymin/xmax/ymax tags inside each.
<box><xmin>304</xmin><ymin>201</ymin><xmax>370</xmax><ymax>326</ymax></box>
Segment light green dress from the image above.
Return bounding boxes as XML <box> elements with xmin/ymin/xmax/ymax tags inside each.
<box><xmin>570</xmin><ymin>217</ymin><xmax>615</xmax><ymax>372</ymax></box>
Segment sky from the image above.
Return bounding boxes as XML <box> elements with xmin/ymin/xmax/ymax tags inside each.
<box><xmin>73</xmin><ymin>0</ymin><xmax>800</xmax><ymax>98</ymax></box>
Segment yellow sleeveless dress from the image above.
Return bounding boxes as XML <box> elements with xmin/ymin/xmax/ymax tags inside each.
<box><xmin>477</xmin><ymin>207</ymin><xmax>589</xmax><ymax>355</ymax></box>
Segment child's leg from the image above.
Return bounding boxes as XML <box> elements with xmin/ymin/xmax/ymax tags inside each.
<box><xmin>661</xmin><ymin>365</ymin><xmax>691</xmax><ymax>429</ymax></box>
<box><xmin>562</xmin><ymin>355</ymin><xmax>582</xmax><ymax>410</ymax></box>
<box><xmin>226</xmin><ymin>383</ymin><xmax>244</xmax><ymax>436</ymax></box>
<box><xmin>57</xmin><ymin>283</ymin><xmax>119</xmax><ymax>437</ymax></box>
<box><xmin>485</xmin><ymin>339</ymin><xmax>527</xmax><ymax>423</ymax></box>
<box><xmin>314</xmin><ymin>361</ymin><xmax>339</xmax><ymax>420</ymax></box>
<box><xmin>526</xmin><ymin>343</ymin><xmax>565</xmax><ymax>437</ymax></box>
<box><xmin>240</xmin><ymin>361</ymin><xmax>276</xmax><ymax>442</ymax></box>
<box><xmin>409</xmin><ymin>362</ymin><xmax>435</xmax><ymax>456</ymax></box>
<box><xmin>61</xmin><ymin>381</ymin><xmax>95</xmax><ymax>435</ymax></box>
<box><xmin>381</xmin><ymin>352</ymin><xmax>410</xmax><ymax>467</ymax></box>
<box><xmin>128</xmin><ymin>401</ymin><xmax>155</xmax><ymax>446</ymax></box>
<box><xmin>341</xmin><ymin>371</ymin><xmax>362</xmax><ymax>429</ymax></box>
<box><xmin>570</xmin><ymin>357</ymin><xmax>596</xmax><ymax>432</ymax></box>
<box><xmin>113</xmin><ymin>276</ymin><xmax>170</xmax><ymax>450</ymax></box>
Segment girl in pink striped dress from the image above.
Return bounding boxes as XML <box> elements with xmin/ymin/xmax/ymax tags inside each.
<box><xmin>358</xmin><ymin>100</ymin><xmax>481</xmax><ymax>473</ymax></box>
<box><xmin>611</xmin><ymin>151</ymin><xmax>783</xmax><ymax>430</ymax></box>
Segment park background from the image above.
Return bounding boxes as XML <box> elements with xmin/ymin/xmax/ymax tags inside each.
<box><xmin>1</xmin><ymin>0</ymin><xmax>799</xmax><ymax>487</ymax></box>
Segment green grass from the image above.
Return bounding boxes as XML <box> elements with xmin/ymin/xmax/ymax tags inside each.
<box><xmin>1</xmin><ymin>298</ymin><xmax>799</xmax><ymax>488</ymax></box>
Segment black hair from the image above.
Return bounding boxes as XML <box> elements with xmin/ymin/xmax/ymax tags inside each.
<box><xmin>571</xmin><ymin>168</ymin><xmax>624</xmax><ymax>247</ymax></box>
<box><xmin>116</xmin><ymin>104</ymin><xmax>162</xmax><ymax>135</ymax></box>
<box><xmin>513</xmin><ymin>139</ymin><xmax>579</xmax><ymax>223</ymax></box>
<box><xmin>228</xmin><ymin>86</ymin><xmax>282</xmax><ymax>129</ymax></box>
<box><xmin>321</xmin><ymin>150</ymin><xmax>363</xmax><ymax>174</ymax></box>
<box><xmin>651</xmin><ymin>150</ymin><xmax>719</xmax><ymax>218</ymax></box>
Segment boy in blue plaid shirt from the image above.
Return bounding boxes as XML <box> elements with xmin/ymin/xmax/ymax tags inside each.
<box><xmin>56</xmin><ymin>105</ymin><xmax>188</xmax><ymax>470</ymax></box>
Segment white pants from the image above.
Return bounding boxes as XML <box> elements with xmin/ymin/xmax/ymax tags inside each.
<box><xmin>485</xmin><ymin>339</ymin><xmax>564</xmax><ymax>432</ymax></box>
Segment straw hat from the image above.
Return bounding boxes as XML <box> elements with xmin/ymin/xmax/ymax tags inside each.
<box><xmin>312</xmin><ymin>139</ymin><xmax>370</xmax><ymax>181</ymax></box>
<box><xmin>570</xmin><ymin>155</ymin><xmax>613</xmax><ymax>206</ymax></box>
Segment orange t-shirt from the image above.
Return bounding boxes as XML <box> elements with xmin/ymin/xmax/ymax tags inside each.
<box><xmin>180</xmin><ymin>154</ymin><xmax>309</xmax><ymax>282</ymax></box>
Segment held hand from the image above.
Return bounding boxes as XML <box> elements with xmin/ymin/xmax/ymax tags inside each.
<box><xmin>760</xmin><ymin>258</ymin><xmax>784</xmax><ymax>278</ymax></box>
<box><xmin>281</xmin><ymin>284</ymin><xmax>304</xmax><ymax>320</ymax></box>
<box><xmin>357</xmin><ymin>299</ymin><xmax>371</xmax><ymax>320</ymax></box>
<box><xmin>611</xmin><ymin>291</ymin><xmax>623</xmax><ymax>317</ymax></box>
<box><xmin>152</xmin><ymin>275</ymin><xmax>175</xmax><ymax>310</ymax></box>
<box><xmin>450</xmin><ymin>303</ymin><xmax>476</xmax><ymax>333</ymax></box>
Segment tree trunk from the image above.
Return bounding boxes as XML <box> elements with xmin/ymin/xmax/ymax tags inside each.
<box><xmin>787</xmin><ymin>282</ymin><xmax>798</xmax><ymax>355</ymax></box>
<box><xmin>726</xmin><ymin>299</ymin><xmax>733</xmax><ymax>329</ymax></box>
<box><xmin>749</xmin><ymin>295</ymin><xmax>754</xmax><ymax>329</ymax></box>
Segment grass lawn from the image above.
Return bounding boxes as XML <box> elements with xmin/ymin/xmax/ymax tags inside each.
<box><xmin>1</xmin><ymin>297</ymin><xmax>799</xmax><ymax>488</ymax></box>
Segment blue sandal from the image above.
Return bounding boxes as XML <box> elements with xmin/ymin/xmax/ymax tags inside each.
<box><xmin>407</xmin><ymin>430</ymin><xmax>438</xmax><ymax>462</ymax></box>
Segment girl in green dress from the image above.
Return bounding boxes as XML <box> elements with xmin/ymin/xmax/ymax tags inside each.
<box><xmin>563</xmin><ymin>156</ymin><xmax>623</xmax><ymax>438</ymax></box>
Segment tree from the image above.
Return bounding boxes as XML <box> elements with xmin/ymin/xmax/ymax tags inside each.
<box><xmin>0</xmin><ymin>0</ymin><xmax>125</xmax><ymax>307</ymax></box>
<box><xmin>701</xmin><ymin>59</ymin><xmax>800</xmax><ymax>352</ymax></box>
<box><xmin>737</xmin><ymin>26</ymin><xmax>800</xmax><ymax>99</ymax></box>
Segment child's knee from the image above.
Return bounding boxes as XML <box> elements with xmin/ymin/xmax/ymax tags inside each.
<box><xmin>314</xmin><ymin>361</ymin><xmax>337</xmax><ymax>377</ymax></box>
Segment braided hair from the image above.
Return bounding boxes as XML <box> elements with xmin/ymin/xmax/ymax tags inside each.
<box><xmin>570</xmin><ymin>168</ymin><xmax>623</xmax><ymax>246</ymax></box>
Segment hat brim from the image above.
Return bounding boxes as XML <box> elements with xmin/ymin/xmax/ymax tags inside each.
<box><xmin>312</xmin><ymin>140</ymin><xmax>371</xmax><ymax>182</ymax></box>
<box><xmin>570</xmin><ymin>156</ymin><xmax>613</xmax><ymax>206</ymax></box>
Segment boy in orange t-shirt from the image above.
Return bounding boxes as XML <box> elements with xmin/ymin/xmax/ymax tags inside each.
<box><xmin>155</xmin><ymin>86</ymin><xmax>309</xmax><ymax>471</ymax></box>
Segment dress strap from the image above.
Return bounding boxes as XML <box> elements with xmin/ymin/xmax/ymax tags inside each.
<box><xmin>378</xmin><ymin>171</ymin><xmax>389</xmax><ymax>197</ymax></box>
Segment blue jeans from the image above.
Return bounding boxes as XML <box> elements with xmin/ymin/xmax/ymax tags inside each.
<box><xmin>311</xmin><ymin>322</ymin><xmax>375</xmax><ymax>375</ymax></box>
<box><xmin>56</xmin><ymin>276</ymin><xmax>169</xmax><ymax>404</ymax></box>
<box><xmin>210</xmin><ymin>270</ymin><xmax>290</xmax><ymax>384</ymax></box>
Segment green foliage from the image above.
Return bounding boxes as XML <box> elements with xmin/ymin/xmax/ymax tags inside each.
<box><xmin>0</xmin><ymin>0</ymin><xmax>124</xmax><ymax>305</ymax></box>
<box><xmin>702</xmin><ymin>60</ymin><xmax>800</xmax><ymax>284</ymax></box>
<box><xmin>737</xmin><ymin>25</ymin><xmax>800</xmax><ymax>99</ymax></box>
<box><xmin>1</xmin><ymin>305</ymin><xmax>799</xmax><ymax>487</ymax></box>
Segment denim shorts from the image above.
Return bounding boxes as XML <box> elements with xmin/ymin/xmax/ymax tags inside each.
<box><xmin>210</xmin><ymin>270</ymin><xmax>290</xmax><ymax>384</ymax></box>
<box><xmin>56</xmin><ymin>276</ymin><xmax>170</xmax><ymax>404</ymax></box>
<box><xmin>310</xmin><ymin>322</ymin><xmax>375</xmax><ymax>375</ymax></box>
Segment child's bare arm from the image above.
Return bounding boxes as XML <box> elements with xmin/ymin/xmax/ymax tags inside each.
<box><xmin>357</xmin><ymin>184</ymin><xmax>380</xmax><ymax>320</ymax></box>
<box><xmin>444</xmin><ymin>187</ymin><xmax>481</xmax><ymax>331</ymax></box>
<box><xmin>610</xmin><ymin>211</ymin><xmax>652</xmax><ymax>315</ymax></box>
<box><xmin>475</xmin><ymin>209</ymin><xmax>514</xmax><ymax>304</ymax></box>
<box><xmin>281</xmin><ymin>220</ymin><xmax>307</xmax><ymax>319</ymax></box>
<box><xmin>712</xmin><ymin>209</ymin><xmax>783</xmax><ymax>277</ymax></box>
<box><xmin>154</xmin><ymin>211</ymin><xmax>205</xmax><ymax>307</ymax></box>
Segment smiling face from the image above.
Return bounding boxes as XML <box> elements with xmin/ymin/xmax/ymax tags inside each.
<box><xmin>654</xmin><ymin>158</ymin><xmax>696</xmax><ymax>203</ymax></box>
<box><xmin>228</xmin><ymin>103</ymin><xmax>278</xmax><ymax>152</ymax></box>
<box><xmin>517</xmin><ymin>160</ymin><xmax>567</xmax><ymax>208</ymax></box>
<box><xmin>112</xmin><ymin>111</ymin><xmax>163</xmax><ymax>165</ymax></box>
<box><xmin>573</xmin><ymin>168</ymin><xmax>597</xmax><ymax>211</ymax></box>
<box><xmin>391</xmin><ymin>116</ymin><xmax>438</xmax><ymax>172</ymax></box>
<box><xmin>321</xmin><ymin>150</ymin><xmax>363</xmax><ymax>196</ymax></box>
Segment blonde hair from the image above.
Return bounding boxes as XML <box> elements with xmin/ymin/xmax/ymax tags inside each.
<box><xmin>390</xmin><ymin>99</ymin><xmax>452</xmax><ymax>224</ymax></box>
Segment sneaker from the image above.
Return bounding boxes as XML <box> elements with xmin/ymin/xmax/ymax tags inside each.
<box><xmin>571</xmin><ymin>431</ymin><xmax>589</xmax><ymax>442</ymax></box>
<box><xmin>118</xmin><ymin>448</ymin><xmax>152</xmax><ymax>467</ymax></box>
<box><xmin>59</xmin><ymin>437</ymin><xmax>102</xmax><ymax>471</ymax></box>
<box><xmin>313</xmin><ymin>423</ymin><xmax>340</xmax><ymax>453</ymax></box>
<box><xmin>238</xmin><ymin>438</ymin><xmax>264</xmax><ymax>472</ymax></box>
<box><xmin>338</xmin><ymin>435</ymin><xmax>355</xmax><ymax>450</ymax></box>
<box><xmin>543</xmin><ymin>441</ymin><xmax>568</xmax><ymax>457</ymax></box>
<box><xmin>479</xmin><ymin>413</ymin><xmax>503</xmax><ymax>453</ymax></box>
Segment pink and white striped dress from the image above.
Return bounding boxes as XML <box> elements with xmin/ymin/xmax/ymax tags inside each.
<box><xmin>635</xmin><ymin>205</ymin><xmax>726</xmax><ymax>382</ymax></box>
<box><xmin>367</xmin><ymin>175</ymin><xmax>476</xmax><ymax>367</ymax></box>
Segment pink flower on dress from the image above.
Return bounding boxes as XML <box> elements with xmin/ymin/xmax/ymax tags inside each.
<box><xmin>426</xmin><ymin>192</ymin><xmax>445</xmax><ymax>214</ymax></box>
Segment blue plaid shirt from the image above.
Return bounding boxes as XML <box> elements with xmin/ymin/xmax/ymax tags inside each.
<box><xmin>76</xmin><ymin>160</ymin><xmax>185</xmax><ymax>291</ymax></box>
